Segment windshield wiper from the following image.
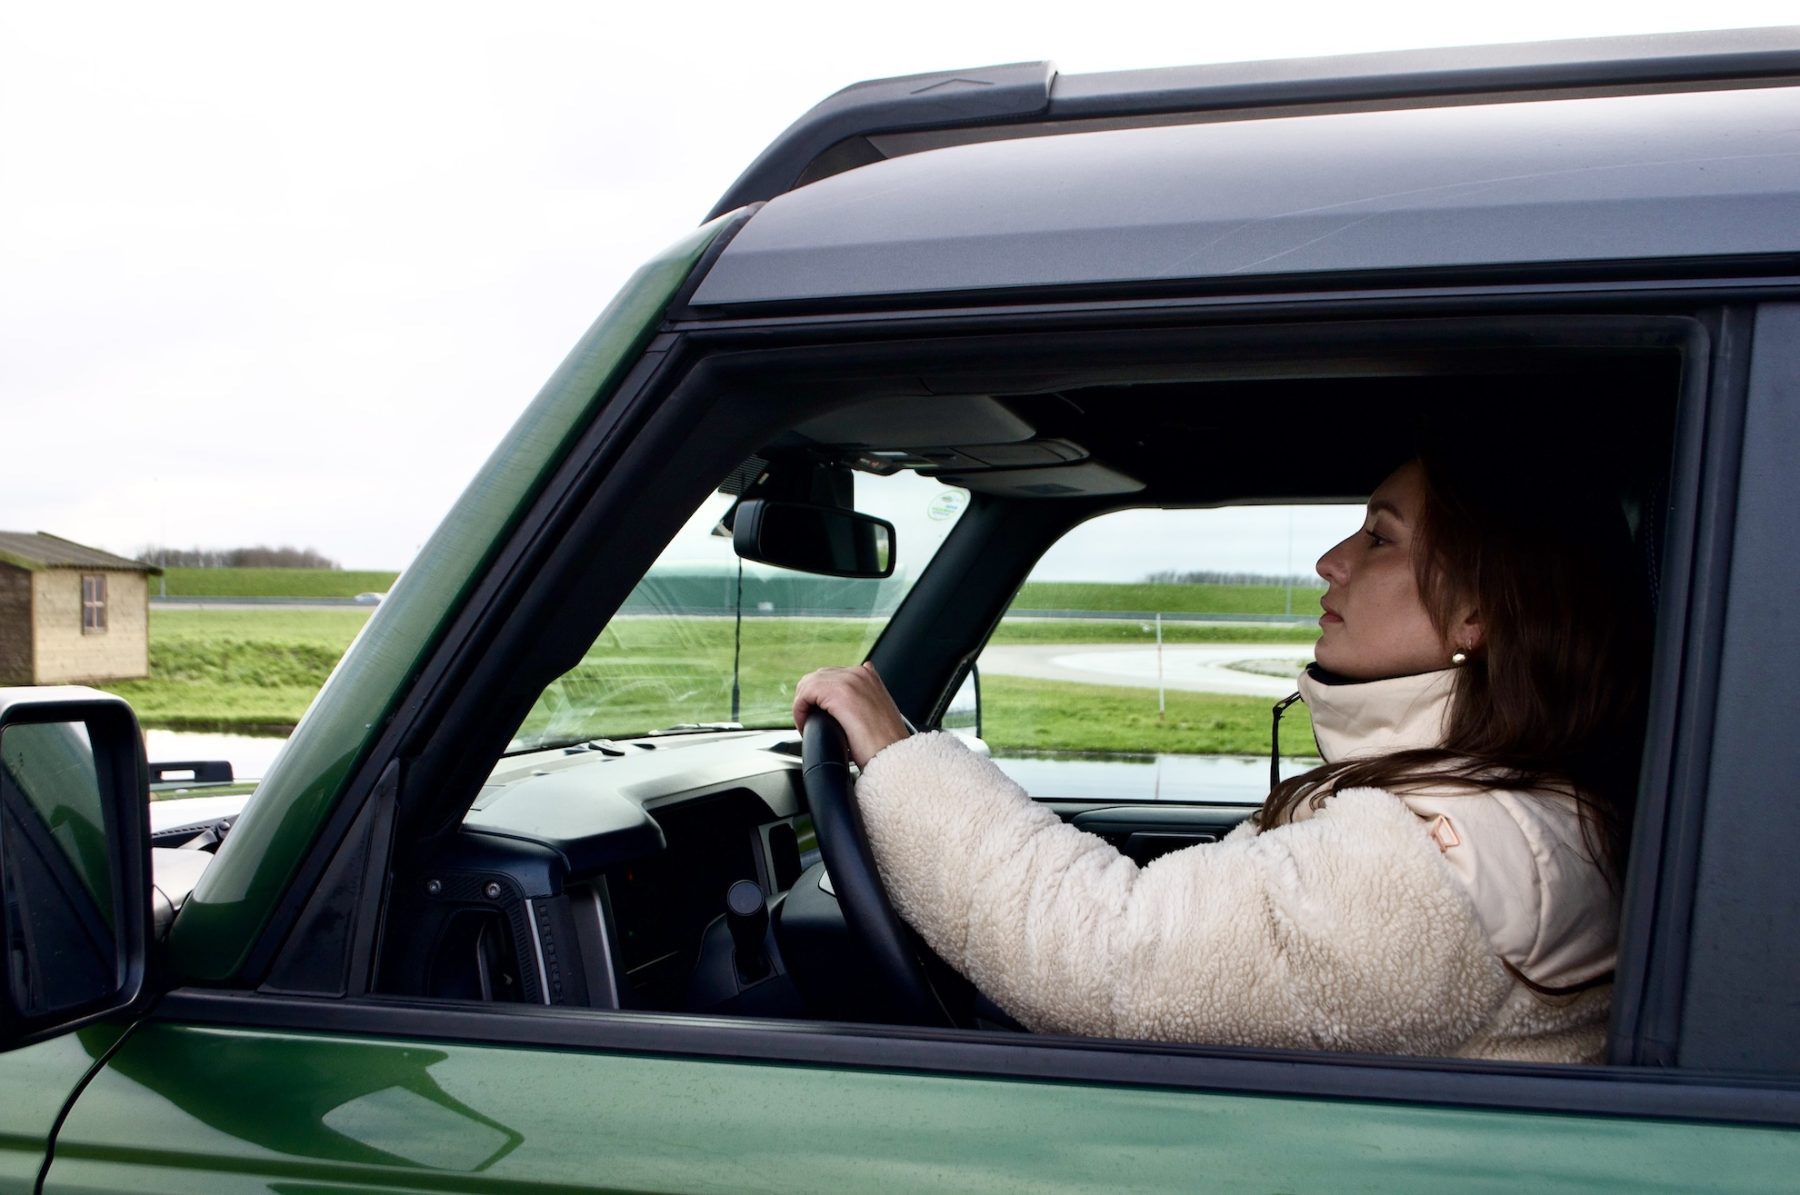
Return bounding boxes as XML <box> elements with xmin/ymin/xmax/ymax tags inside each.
<box><xmin>506</xmin><ymin>723</ymin><xmax>755</xmax><ymax>755</ymax></box>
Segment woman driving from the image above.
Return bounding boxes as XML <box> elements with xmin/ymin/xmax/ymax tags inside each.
<box><xmin>794</xmin><ymin>445</ymin><xmax>1650</xmax><ymax>1062</ymax></box>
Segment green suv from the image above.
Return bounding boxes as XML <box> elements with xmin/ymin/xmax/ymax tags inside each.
<box><xmin>4</xmin><ymin>27</ymin><xmax>1800</xmax><ymax>1192</ymax></box>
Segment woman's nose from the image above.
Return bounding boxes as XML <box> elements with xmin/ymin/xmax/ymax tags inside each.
<box><xmin>1317</xmin><ymin>537</ymin><xmax>1350</xmax><ymax>585</ymax></box>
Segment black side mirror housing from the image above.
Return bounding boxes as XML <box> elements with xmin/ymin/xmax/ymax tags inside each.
<box><xmin>0</xmin><ymin>687</ymin><xmax>151</xmax><ymax>1052</ymax></box>
<box><xmin>732</xmin><ymin>500</ymin><xmax>896</xmax><ymax>579</ymax></box>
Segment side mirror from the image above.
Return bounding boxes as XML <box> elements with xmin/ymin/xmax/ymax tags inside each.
<box><xmin>732</xmin><ymin>500</ymin><xmax>896</xmax><ymax>579</ymax></box>
<box><xmin>0</xmin><ymin>688</ymin><xmax>151</xmax><ymax>1052</ymax></box>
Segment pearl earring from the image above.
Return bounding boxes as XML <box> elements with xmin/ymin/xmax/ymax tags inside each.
<box><xmin>1451</xmin><ymin>649</ymin><xmax>1469</xmax><ymax>666</ymax></box>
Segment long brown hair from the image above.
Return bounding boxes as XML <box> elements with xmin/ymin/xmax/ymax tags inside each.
<box><xmin>1256</xmin><ymin>441</ymin><xmax>1653</xmax><ymax>880</ymax></box>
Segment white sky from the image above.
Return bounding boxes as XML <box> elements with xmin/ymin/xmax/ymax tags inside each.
<box><xmin>4</xmin><ymin>2</ymin><xmax>1793</xmax><ymax>571</ymax></box>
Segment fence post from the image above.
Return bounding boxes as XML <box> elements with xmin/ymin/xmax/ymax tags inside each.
<box><xmin>1156</xmin><ymin>612</ymin><xmax>1166</xmax><ymax>721</ymax></box>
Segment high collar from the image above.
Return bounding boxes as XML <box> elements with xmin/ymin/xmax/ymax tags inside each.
<box><xmin>1298</xmin><ymin>666</ymin><xmax>1459</xmax><ymax>763</ymax></box>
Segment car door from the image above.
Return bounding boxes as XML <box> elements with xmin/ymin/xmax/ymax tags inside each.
<box><xmin>39</xmin><ymin>1008</ymin><xmax>1800</xmax><ymax>1193</ymax></box>
<box><xmin>33</xmin><ymin>42</ymin><xmax>1800</xmax><ymax>1190</ymax></box>
<box><xmin>0</xmin><ymin>1030</ymin><xmax>122</xmax><ymax>1194</ymax></box>
<box><xmin>44</xmin><ymin>304</ymin><xmax>1800</xmax><ymax>1195</ymax></box>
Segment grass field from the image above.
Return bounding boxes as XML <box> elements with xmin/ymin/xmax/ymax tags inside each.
<box><xmin>126</xmin><ymin>601</ymin><xmax>1318</xmax><ymax>754</ymax></box>
<box><xmin>113</xmin><ymin>608</ymin><xmax>370</xmax><ymax>734</ymax></box>
<box><xmin>988</xmin><ymin>619</ymin><xmax>1317</xmax><ymax>646</ymax></box>
<box><xmin>159</xmin><ymin>567</ymin><xmax>400</xmax><ymax>598</ymax></box>
<box><xmin>1014</xmin><ymin>580</ymin><xmax>1323</xmax><ymax>616</ymax></box>
<box><xmin>980</xmin><ymin>675</ymin><xmax>1315</xmax><ymax>756</ymax></box>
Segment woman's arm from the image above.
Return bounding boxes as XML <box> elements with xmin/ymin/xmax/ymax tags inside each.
<box><xmin>857</xmin><ymin>732</ymin><xmax>1514</xmax><ymax>1055</ymax></box>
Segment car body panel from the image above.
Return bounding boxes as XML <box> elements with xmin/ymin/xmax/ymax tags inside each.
<box><xmin>0</xmin><ymin>1028</ymin><xmax>125</xmax><ymax>1195</ymax></box>
<box><xmin>1675</xmin><ymin>299</ymin><xmax>1800</xmax><ymax>1074</ymax></box>
<box><xmin>707</xmin><ymin>29</ymin><xmax>1800</xmax><ymax>219</ymax></box>
<box><xmin>165</xmin><ymin>216</ymin><xmax>734</xmax><ymax>984</ymax></box>
<box><xmin>44</xmin><ymin>1021</ymin><xmax>1800</xmax><ymax>1193</ymax></box>
<box><xmin>692</xmin><ymin>84</ymin><xmax>1800</xmax><ymax>307</ymax></box>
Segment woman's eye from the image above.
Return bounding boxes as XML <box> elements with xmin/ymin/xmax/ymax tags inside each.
<box><xmin>1363</xmin><ymin>529</ymin><xmax>1389</xmax><ymax>547</ymax></box>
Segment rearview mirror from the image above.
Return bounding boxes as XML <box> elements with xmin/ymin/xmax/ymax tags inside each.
<box><xmin>0</xmin><ymin>688</ymin><xmax>150</xmax><ymax>1052</ymax></box>
<box><xmin>732</xmin><ymin>500</ymin><xmax>896</xmax><ymax>579</ymax></box>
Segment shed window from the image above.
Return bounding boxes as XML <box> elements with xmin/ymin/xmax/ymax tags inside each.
<box><xmin>81</xmin><ymin>574</ymin><xmax>107</xmax><ymax>633</ymax></box>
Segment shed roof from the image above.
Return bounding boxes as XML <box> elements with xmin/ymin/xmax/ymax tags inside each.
<box><xmin>0</xmin><ymin>532</ymin><xmax>161</xmax><ymax>574</ymax></box>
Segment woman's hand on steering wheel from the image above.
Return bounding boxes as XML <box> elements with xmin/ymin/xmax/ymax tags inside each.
<box><xmin>793</xmin><ymin>663</ymin><xmax>909</xmax><ymax>768</ymax></box>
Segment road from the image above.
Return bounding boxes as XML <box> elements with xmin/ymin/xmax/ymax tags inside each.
<box><xmin>978</xmin><ymin>643</ymin><xmax>1314</xmax><ymax>698</ymax></box>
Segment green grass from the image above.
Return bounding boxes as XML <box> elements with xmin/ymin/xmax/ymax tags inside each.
<box><xmin>159</xmin><ymin>567</ymin><xmax>400</xmax><ymax>598</ymax></box>
<box><xmin>981</xmin><ymin>675</ymin><xmax>1316</xmax><ymax>757</ymax></box>
<box><xmin>1014</xmin><ymin>580</ymin><xmax>1322</xmax><ymax>616</ymax></box>
<box><xmin>513</xmin><ymin>616</ymin><xmax>881</xmax><ymax>745</ymax></box>
<box><xmin>121</xmin><ymin>603</ymin><xmax>1322</xmax><ymax>751</ymax></box>
<box><xmin>112</xmin><ymin>608</ymin><xmax>370</xmax><ymax>734</ymax></box>
<box><xmin>988</xmin><ymin>619</ymin><xmax>1319</xmax><ymax>646</ymax></box>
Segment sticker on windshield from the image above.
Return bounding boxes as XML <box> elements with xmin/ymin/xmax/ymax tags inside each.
<box><xmin>927</xmin><ymin>491</ymin><xmax>967</xmax><ymax>522</ymax></box>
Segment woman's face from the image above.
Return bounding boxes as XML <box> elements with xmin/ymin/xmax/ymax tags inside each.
<box><xmin>1314</xmin><ymin>460</ymin><xmax>1473</xmax><ymax>681</ymax></box>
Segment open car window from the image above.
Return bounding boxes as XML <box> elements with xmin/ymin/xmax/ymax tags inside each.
<box><xmin>334</xmin><ymin>311</ymin><xmax>1693</xmax><ymax>1108</ymax></box>
<box><xmin>978</xmin><ymin>503</ymin><xmax>1358</xmax><ymax>805</ymax></box>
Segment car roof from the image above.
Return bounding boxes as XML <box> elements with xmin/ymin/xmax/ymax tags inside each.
<box><xmin>706</xmin><ymin>27</ymin><xmax>1800</xmax><ymax>219</ymax></box>
<box><xmin>692</xmin><ymin>31</ymin><xmax>1800</xmax><ymax>309</ymax></box>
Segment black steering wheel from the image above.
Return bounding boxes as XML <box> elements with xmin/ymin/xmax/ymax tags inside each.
<box><xmin>800</xmin><ymin>712</ymin><xmax>957</xmax><ymax>1026</ymax></box>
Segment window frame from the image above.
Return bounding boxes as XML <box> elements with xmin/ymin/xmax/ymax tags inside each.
<box><xmin>232</xmin><ymin>295</ymin><xmax>1790</xmax><ymax>1126</ymax></box>
<box><xmin>80</xmin><ymin>573</ymin><xmax>107</xmax><ymax>634</ymax></box>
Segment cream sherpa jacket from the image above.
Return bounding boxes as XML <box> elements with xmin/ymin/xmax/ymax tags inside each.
<box><xmin>854</xmin><ymin>668</ymin><xmax>1617</xmax><ymax>1062</ymax></box>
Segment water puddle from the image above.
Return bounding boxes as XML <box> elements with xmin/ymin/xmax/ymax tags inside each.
<box><xmin>145</xmin><ymin>729</ymin><xmax>287</xmax><ymax>782</ymax></box>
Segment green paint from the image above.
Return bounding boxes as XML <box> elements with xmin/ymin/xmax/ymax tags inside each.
<box><xmin>49</xmin><ymin>1022</ymin><xmax>1800</xmax><ymax>1193</ymax></box>
<box><xmin>165</xmin><ymin>216</ymin><xmax>733</xmax><ymax>983</ymax></box>
<box><xmin>0</xmin><ymin>1026</ymin><xmax>124</xmax><ymax>1195</ymax></box>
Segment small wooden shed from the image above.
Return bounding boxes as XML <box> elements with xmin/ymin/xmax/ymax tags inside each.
<box><xmin>0</xmin><ymin>532</ymin><xmax>161</xmax><ymax>686</ymax></box>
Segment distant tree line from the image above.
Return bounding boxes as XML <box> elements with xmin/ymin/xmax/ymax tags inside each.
<box><xmin>136</xmin><ymin>544</ymin><xmax>339</xmax><ymax>569</ymax></box>
<box><xmin>1143</xmin><ymin>569</ymin><xmax>1321</xmax><ymax>586</ymax></box>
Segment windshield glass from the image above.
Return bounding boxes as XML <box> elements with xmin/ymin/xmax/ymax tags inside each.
<box><xmin>508</xmin><ymin>471</ymin><xmax>968</xmax><ymax>750</ymax></box>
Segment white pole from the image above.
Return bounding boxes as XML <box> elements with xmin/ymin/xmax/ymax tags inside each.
<box><xmin>1156</xmin><ymin>611</ymin><xmax>1166</xmax><ymax>721</ymax></box>
<box><xmin>1285</xmin><ymin>507</ymin><xmax>1295</xmax><ymax>618</ymax></box>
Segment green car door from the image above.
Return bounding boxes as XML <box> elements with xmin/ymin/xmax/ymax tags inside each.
<box><xmin>42</xmin><ymin>1018</ymin><xmax>1800</xmax><ymax>1192</ymax></box>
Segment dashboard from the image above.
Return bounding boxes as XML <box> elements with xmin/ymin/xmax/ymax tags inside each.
<box><xmin>384</xmin><ymin>728</ymin><xmax>835</xmax><ymax>1017</ymax></box>
<box><xmin>151</xmin><ymin>725</ymin><xmax>1243</xmax><ymax>1023</ymax></box>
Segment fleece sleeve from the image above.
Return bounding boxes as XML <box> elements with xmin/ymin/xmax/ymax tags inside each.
<box><xmin>854</xmin><ymin>732</ymin><xmax>1514</xmax><ymax>1055</ymax></box>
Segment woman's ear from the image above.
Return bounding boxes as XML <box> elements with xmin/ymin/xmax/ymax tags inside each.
<box><xmin>1458</xmin><ymin>607</ymin><xmax>1484</xmax><ymax>653</ymax></box>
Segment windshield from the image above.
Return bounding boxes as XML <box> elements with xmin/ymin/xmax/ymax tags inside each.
<box><xmin>508</xmin><ymin>471</ymin><xmax>968</xmax><ymax>750</ymax></box>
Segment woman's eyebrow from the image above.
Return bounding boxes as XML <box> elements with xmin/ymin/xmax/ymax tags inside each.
<box><xmin>1366</xmin><ymin>498</ymin><xmax>1405</xmax><ymax>523</ymax></box>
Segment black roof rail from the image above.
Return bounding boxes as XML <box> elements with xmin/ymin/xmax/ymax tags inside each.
<box><xmin>705</xmin><ymin>26</ymin><xmax>1800</xmax><ymax>221</ymax></box>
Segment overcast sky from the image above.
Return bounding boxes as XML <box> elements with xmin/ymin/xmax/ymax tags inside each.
<box><xmin>5</xmin><ymin>2</ymin><xmax>1794</xmax><ymax>573</ymax></box>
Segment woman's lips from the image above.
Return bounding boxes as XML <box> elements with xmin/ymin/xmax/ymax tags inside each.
<box><xmin>1319</xmin><ymin>598</ymin><xmax>1342</xmax><ymax>625</ymax></box>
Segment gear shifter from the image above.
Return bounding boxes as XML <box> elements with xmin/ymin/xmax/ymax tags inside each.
<box><xmin>725</xmin><ymin>879</ymin><xmax>770</xmax><ymax>983</ymax></box>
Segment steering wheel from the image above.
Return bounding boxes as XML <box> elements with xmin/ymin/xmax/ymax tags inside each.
<box><xmin>800</xmin><ymin>711</ymin><xmax>958</xmax><ymax>1026</ymax></box>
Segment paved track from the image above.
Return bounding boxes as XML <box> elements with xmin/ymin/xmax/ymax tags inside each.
<box><xmin>978</xmin><ymin>643</ymin><xmax>1314</xmax><ymax>697</ymax></box>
